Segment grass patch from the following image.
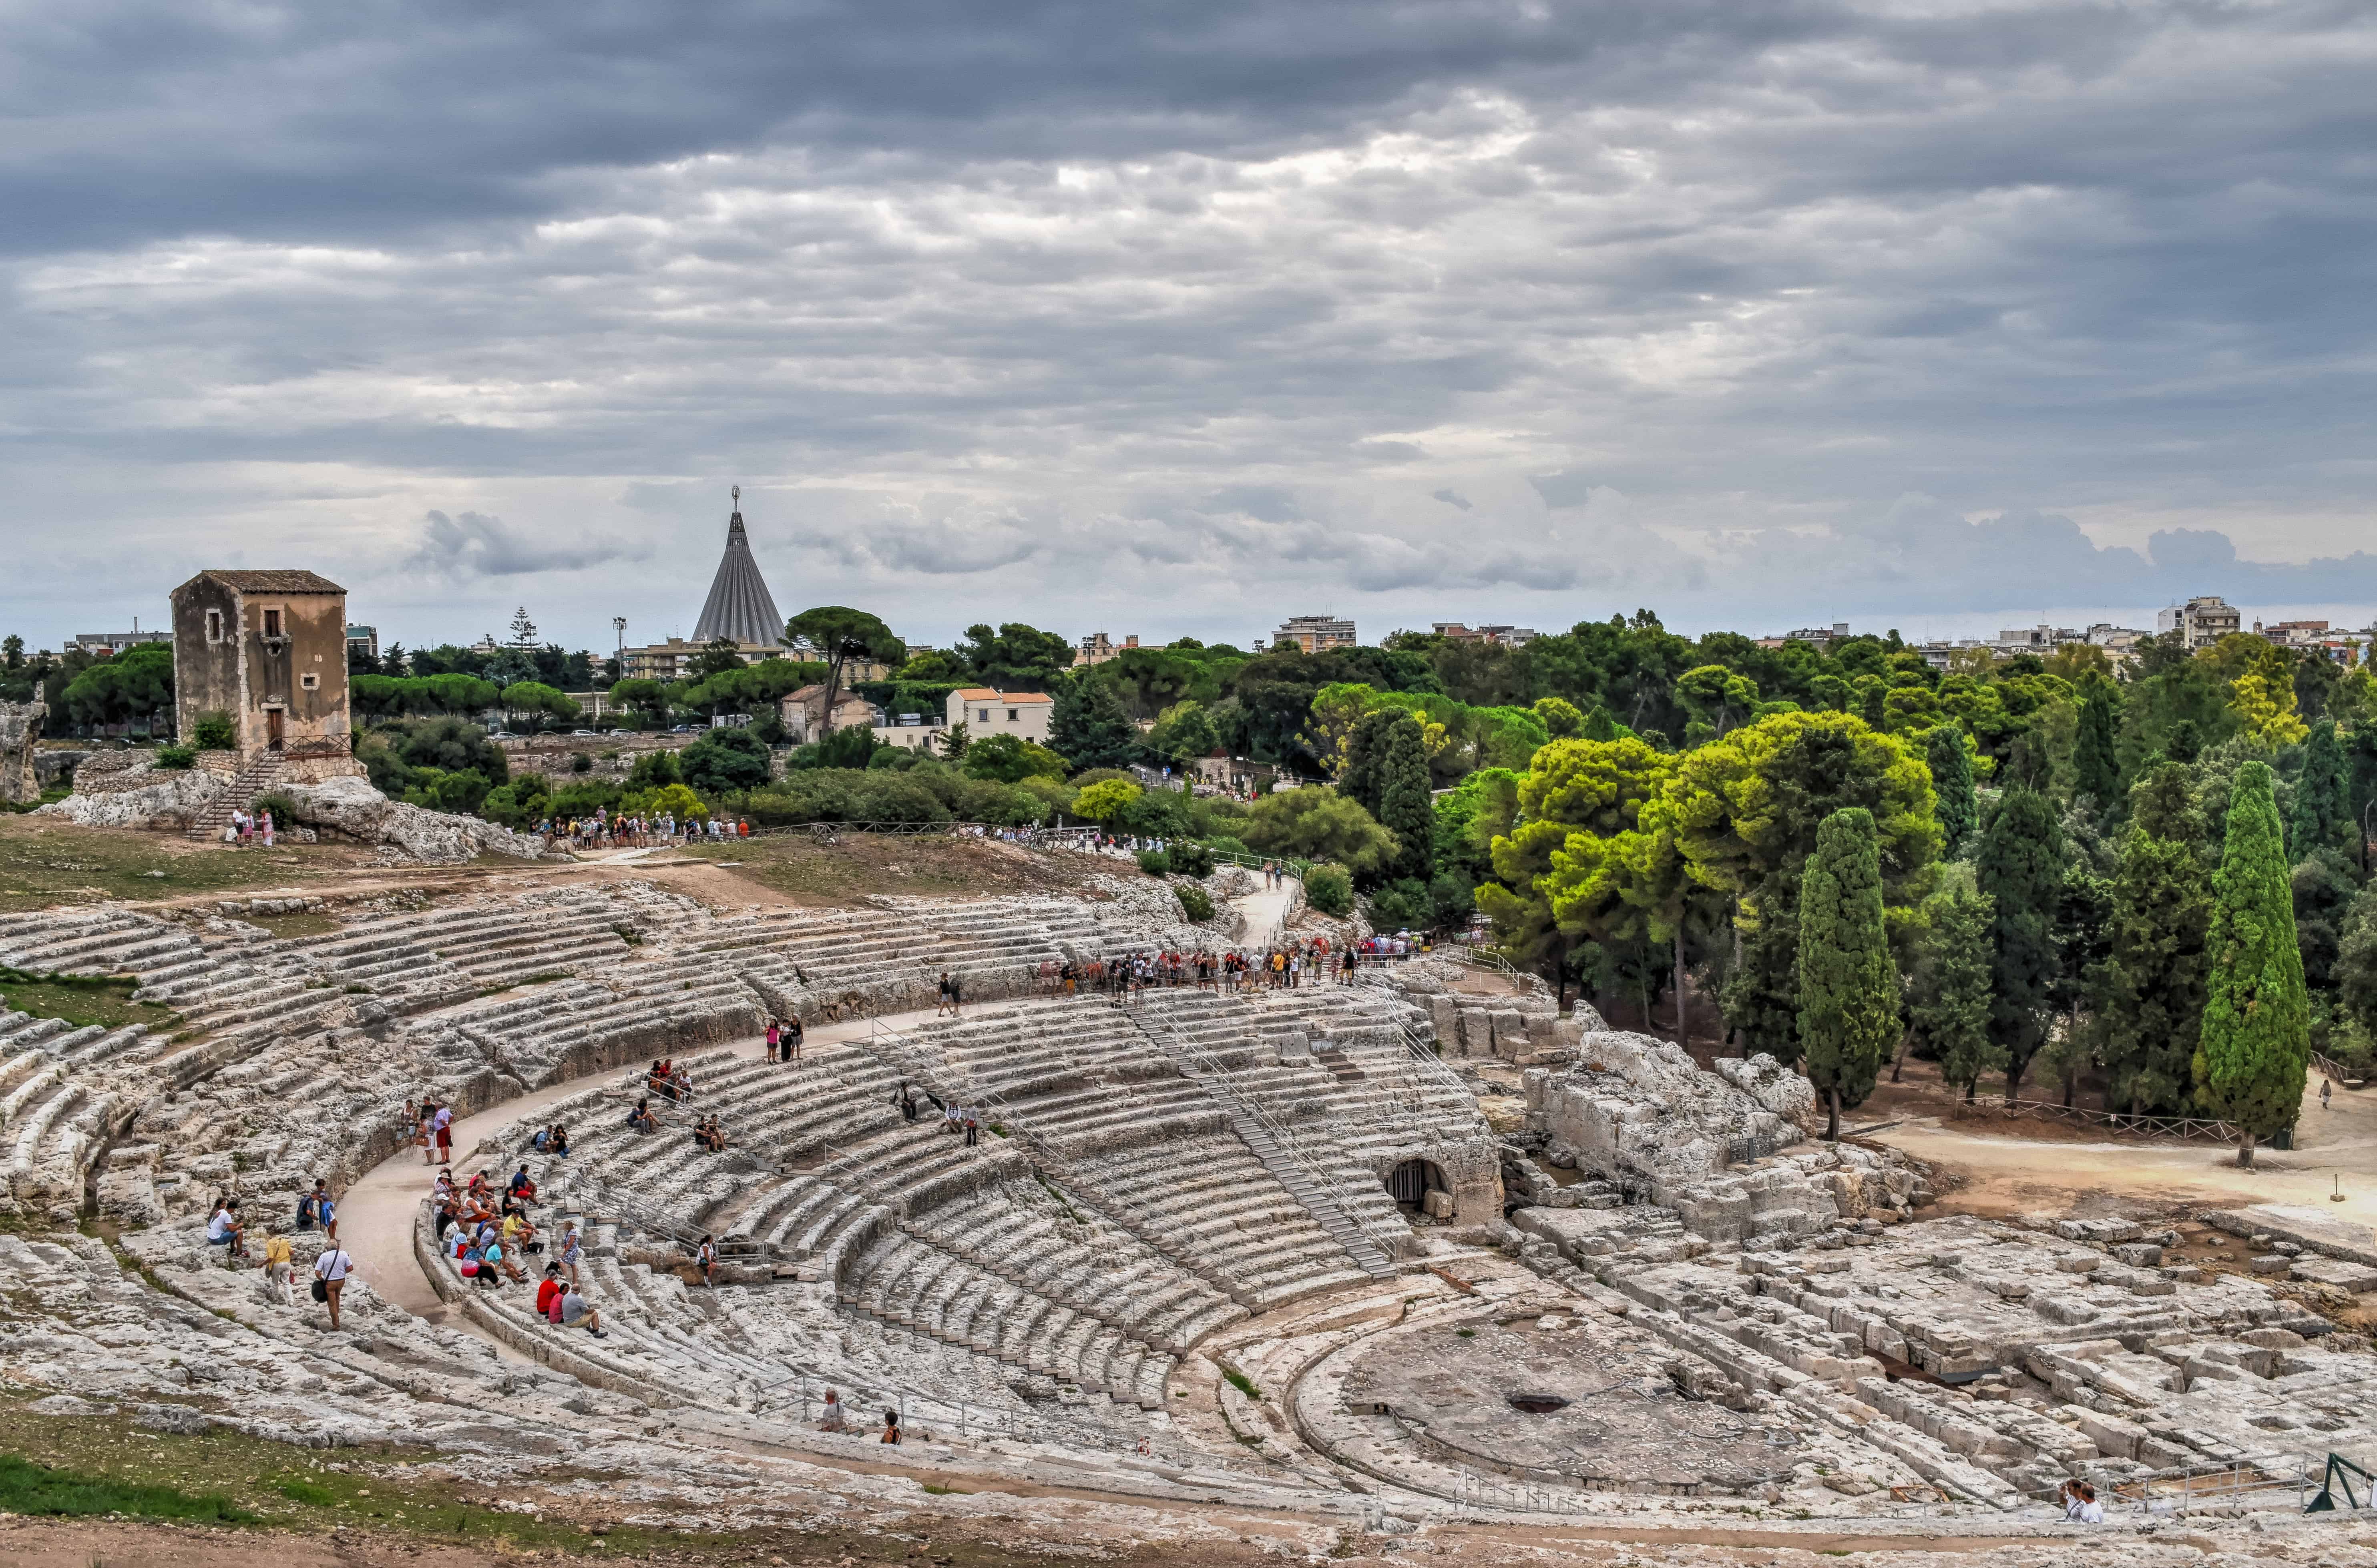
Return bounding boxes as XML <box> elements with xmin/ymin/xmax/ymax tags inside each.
<box><xmin>0</xmin><ymin>814</ymin><xmax>386</xmax><ymax>912</ymax></box>
<box><xmin>1222</xmin><ymin>1368</ymin><xmax>1264</xmax><ymax>1402</ymax></box>
<box><xmin>1455</xmin><ymin>1328</ymin><xmax>1477</xmax><ymax>1339</ymax></box>
<box><xmin>0</xmin><ymin>1451</ymin><xmax>254</xmax><ymax>1522</ymax></box>
<box><xmin>670</xmin><ymin>832</ymin><xmax>1089</xmax><ymax>906</ymax></box>
<box><xmin>920</xmin><ymin>1482</ymin><xmax>972</xmax><ymax>1495</ymax></box>
<box><xmin>239</xmin><ymin>909</ymin><xmax>340</xmax><ymax>939</ymax></box>
<box><xmin>0</xmin><ymin>966</ymin><xmax>177</xmax><ymax>1031</ymax></box>
<box><xmin>274</xmin><ymin>1475</ymin><xmax>336</xmax><ymax>1504</ymax></box>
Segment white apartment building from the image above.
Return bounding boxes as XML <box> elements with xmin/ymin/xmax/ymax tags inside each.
<box><xmin>1267</xmin><ymin>615</ymin><xmax>1357</xmax><ymax>654</ymax></box>
<box><xmin>2156</xmin><ymin>596</ymin><xmax>2241</xmax><ymax>650</ymax></box>
<box><xmin>946</xmin><ymin>687</ymin><xmax>1054</xmax><ymax>744</ymax></box>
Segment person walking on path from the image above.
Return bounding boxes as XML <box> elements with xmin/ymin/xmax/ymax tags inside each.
<box><xmin>313</xmin><ymin>1242</ymin><xmax>354</xmax><ymax>1330</ymax></box>
<box><xmin>2323</xmin><ymin>1077</ymin><xmax>2334</xmax><ymax>1111</ymax></box>
<box><xmin>559</xmin><ymin>1223</ymin><xmax>583</xmax><ymax>1288</ymax></box>
<box><xmin>766</xmin><ymin>1020</ymin><xmax>781</xmax><ymax>1060</ymax></box>
<box><xmin>936</xmin><ymin>972</ymin><xmax>955</xmax><ymax>1017</ymax></box>
<box><xmin>259</xmin><ymin>1231</ymin><xmax>294</xmax><ymax>1307</ymax></box>
<box><xmin>432</xmin><ymin>1102</ymin><xmax>454</xmax><ymax>1166</ymax></box>
<box><xmin>695</xmin><ymin>1235</ymin><xmax>718</xmax><ymax>1289</ymax></box>
<box><xmin>785</xmin><ymin>1015</ymin><xmax>802</xmax><ymax>1062</ymax></box>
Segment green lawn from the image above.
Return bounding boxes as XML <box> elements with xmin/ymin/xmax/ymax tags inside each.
<box><xmin>0</xmin><ymin>967</ymin><xmax>178</xmax><ymax>1030</ymax></box>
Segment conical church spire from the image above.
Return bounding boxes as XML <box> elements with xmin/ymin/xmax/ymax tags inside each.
<box><xmin>691</xmin><ymin>485</ymin><xmax>784</xmax><ymax>647</ymax></box>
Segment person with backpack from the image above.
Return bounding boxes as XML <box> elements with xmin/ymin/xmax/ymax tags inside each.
<box><xmin>695</xmin><ymin>1235</ymin><xmax>718</xmax><ymax>1289</ymax></box>
<box><xmin>313</xmin><ymin>1242</ymin><xmax>354</xmax><ymax>1329</ymax></box>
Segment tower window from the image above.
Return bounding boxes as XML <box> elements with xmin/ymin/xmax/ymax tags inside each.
<box><xmin>262</xmin><ymin>609</ymin><xmax>283</xmax><ymax>638</ymax></box>
<box><xmin>300</xmin><ymin>673</ymin><xmax>320</xmax><ymax>691</ymax></box>
<box><xmin>204</xmin><ymin>609</ymin><xmax>224</xmax><ymax>644</ymax></box>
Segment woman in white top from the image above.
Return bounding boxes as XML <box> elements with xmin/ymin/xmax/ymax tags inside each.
<box><xmin>313</xmin><ymin>1244</ymin><xmax>355</xmax><ymax>1330</ymax></box>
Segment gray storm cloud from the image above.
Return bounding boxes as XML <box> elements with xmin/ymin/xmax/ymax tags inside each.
<box><xmin>2</xmin><ymin>1</ymin><xmax>2374</xmax><ymax>648</ymax></box>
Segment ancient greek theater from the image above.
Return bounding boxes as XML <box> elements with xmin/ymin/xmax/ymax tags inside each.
<box><xmin>0</xmin><ymin>847</ymin><xmax>2370</xmax><ymax>1568</ymax></box>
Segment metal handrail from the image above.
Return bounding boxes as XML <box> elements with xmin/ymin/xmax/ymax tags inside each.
<box><xmin>1133</xmin><ymin>1005</ymin><xmax>1403</xmax><ymax>1271</ymax></box>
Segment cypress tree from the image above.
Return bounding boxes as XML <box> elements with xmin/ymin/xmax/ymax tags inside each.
<box><xmin>2193</xmin><ymin>760</ymin><xmax>2311</xmax><ymax>1167</ymax></box>
<box><xmin>1796</xmin><ymin>807</ymin><xmax>1899</xmax><ymax>1139</ymax></box>
<box><xmin>1340</xmin><ymin>709</ymin><xmax>1399</xmax><ymax>819</ymax></box>
<box><xmin>2072</xmin><ymin>680</ymin><xmax>2122</xmax><ymax>809</ymax></box>
<box><xmin>2289</xmin><ymin>719</ymin><xmax>2351</xmax><ymax>857</ymax></box>
<box><xmin>1924</xmin><ymin>727</ymin><xmax>1977</xmax><ymax>855</ymax></box>
<box><xmin>1909</xmin><ymin>878</ymin><xmax>2000</xmax><ymax>1100</ymax></box>
<box><xmin>2090</xmin><ymin>767</ymin><xmax>2210</xmax><ymax>1115</ymax></box>
<box><xmin>1378</xmin><ymin>714</ymin><xmax>1435</xmax><ymax>883</ymax></box>
<box><xmin>1976</xmin><ymin>788</ymin><xmax>2064</xmax><ymax>1098</ymax></box>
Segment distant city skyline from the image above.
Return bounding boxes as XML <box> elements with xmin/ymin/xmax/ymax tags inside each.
<box><xmin>6</xmin><ymin>6</ymin><xmax>2375</xmax><ymax>661</ymax></box>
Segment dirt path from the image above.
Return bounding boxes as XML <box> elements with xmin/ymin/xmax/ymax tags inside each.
<box><xmin>1869</xmin><ymin>1073</ymin><xmax>2377</xmax><ymax>1221</ymax></box>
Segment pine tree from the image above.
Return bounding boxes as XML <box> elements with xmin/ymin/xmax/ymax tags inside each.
<box><xmin>1976</xmin><ymin>788</ymin><xmax>2064</xmax><ymax>1097</ymax></box>
<box><xmin>1796</xmin><ymin>808</ymin><xmax>1899</xmax><ymax>1139</ymax></box>
<box><xmin>1924</xmin><ymin>727</ymin><xmax>1977</xmax><ymax>855</ymax></box>
<box><xmin>1909</xmin><ymin>877</ymin><xmax>2000</xmax><ymax>1100</ymax></box>
<box><xmin>2289</xmin><ymin>719</ymin><xmax>2351</xmax><ymax>857</ymax></box>
<box><xmin>1581</xmin><ymin>705</ymin><xmax>1621</xmax><ymax>742</ymax></box>
<box><xmin>1378</xmin><ymin>714</ymin><xmax>1435</xmax><ymax>883</ymax></box>
<box><xmin>2090</xmin><ymin>769</ymin><xmax>2211</xmax><ymax>1116</ymax></box>
<box><xmin>2193</xmin><ymin>760</ymin><xmax>2311</xmax><ymax>1167</ymax></box>
<box><xmin>1049</xmin><ymin>679</ymin><xmax>1138</xmax><ymax>770</ymax></box>
<box><xmin>2072</xmin><ymin>680</ymin><xmax>2122</xmax><ymax>808</ymax></box>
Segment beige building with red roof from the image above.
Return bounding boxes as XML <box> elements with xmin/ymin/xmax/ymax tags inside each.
<box><xmin>946</xmin><ymin>687</ymin><xmax>1053</xmax><ymax>745</ymax></box>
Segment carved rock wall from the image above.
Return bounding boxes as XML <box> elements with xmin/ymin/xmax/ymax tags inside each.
<box><xmin>0</xmin><ymin>699</ymin><xmax>43</xmax><ymax>804</ymax></box>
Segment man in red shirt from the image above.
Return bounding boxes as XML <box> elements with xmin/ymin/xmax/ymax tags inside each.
<box><xmin>536</xmin><ymin>1264</ymin><xmax>564</xmax><ymax>1323</ymax></box>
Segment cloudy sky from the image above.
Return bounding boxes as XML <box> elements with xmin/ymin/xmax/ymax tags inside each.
<box><xmin>6</xmin><ymin>0</ymin><xmax>2375</xmax><ymax>657</ymax></box>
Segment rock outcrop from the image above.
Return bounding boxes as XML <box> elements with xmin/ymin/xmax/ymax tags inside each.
<box><xmin>0</xmin><ymin>699</ymin><xmax>44</xmax><ymax>804</ymax></box>
<box><xmin>1525</xmin><ymin>1030</ymin><xmax>1921</xmax><ymax>1245</ymax></box>
<box><xmin>34</xmin><ymin>755</ymin><xmax>224</xmax><ymax>828</ymax></box>
<box><xmin>281</xmin><ymin>775</ymin><xmax>544</xmax><ymax>862</ymax></box>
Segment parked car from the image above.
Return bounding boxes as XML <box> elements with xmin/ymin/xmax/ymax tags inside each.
<box><xmin>572</xmin><ymin>729</ymin><xmax>599</xmax><ymax>736</ymax></box>
<box><xmin>671</xmin><ymin>724</ymin><xmax>697</xmax><ymax>733</ymax></box>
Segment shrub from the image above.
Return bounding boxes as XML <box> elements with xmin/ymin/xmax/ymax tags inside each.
<box><xmin>1167</xmin><ymin>840</ymin><xmax>1216</xmax><ymax>878</ymax></box>
<box><xmin>190</xmin><ymin>711</ymin><xmax>237</xmax><ymax>751</ymax></box>
<box><xmin>628</xmin><ymin>749</ymin><xmax>683</xmax><ymax>789</ymax></box>
<box><xmin>814</xmin><ymin>724</ymin><xmax>880</xmax><ymax>770</ymax></box>
<box><xmin>681</xmin><ymin>726</ymin><xmax>772</xmax><ymax>793</ymax></box>
<box><xmin>963</xmin><ymin>732</ymin><xmax>1070</xmax><ymax>784</ymax></box>
<box><xmin>358</xmin><ymin>717</ymin><xmax>510</xmax><ymax>798</ymax></box>
<box><xmin>570</xmin><ymin>751</ymin><xmax>593</xmax><ymax>774</ymax></box>
<box><xmin>1073</xmin><ymin>778</ymin><xmax>1141</xmax><ymax>825</ymax></box>
<box><xmin>1135</xmin><ymin>849</ymin><xmax>1171</xmax><ymax>876</ymax></box>
<box><xmin>152</xmin><ymin>744</ymin><xmax>195</xmax><ymax>769</ymax></box>
<box><xmin>1175</xmin><ymin>883</ymin><xmax>1216</xmax><ymax>923</ymax></box>
<box><xmin>251</xmin><ymin>789</ymin><xmax>301</xmax><ymax>826</ymax></box>
<box><xmin>1304</xmin><ymin>862</ymin><xmax>1354</xmax><ymax>916</ymax></box>
<box><xmin>738</xmin><ymin>769</ymin><xmax>954</xmax><ymax>827</ymax></box>
<box><xmin>1366</xmin><ymin>876</ymin><xmax>1430</xmax><ymax>932</ymax></box>
<box><xmin>478</xmin><ymin>773</ymin><xmax>550</xmax><ymax>829</ymax></box>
